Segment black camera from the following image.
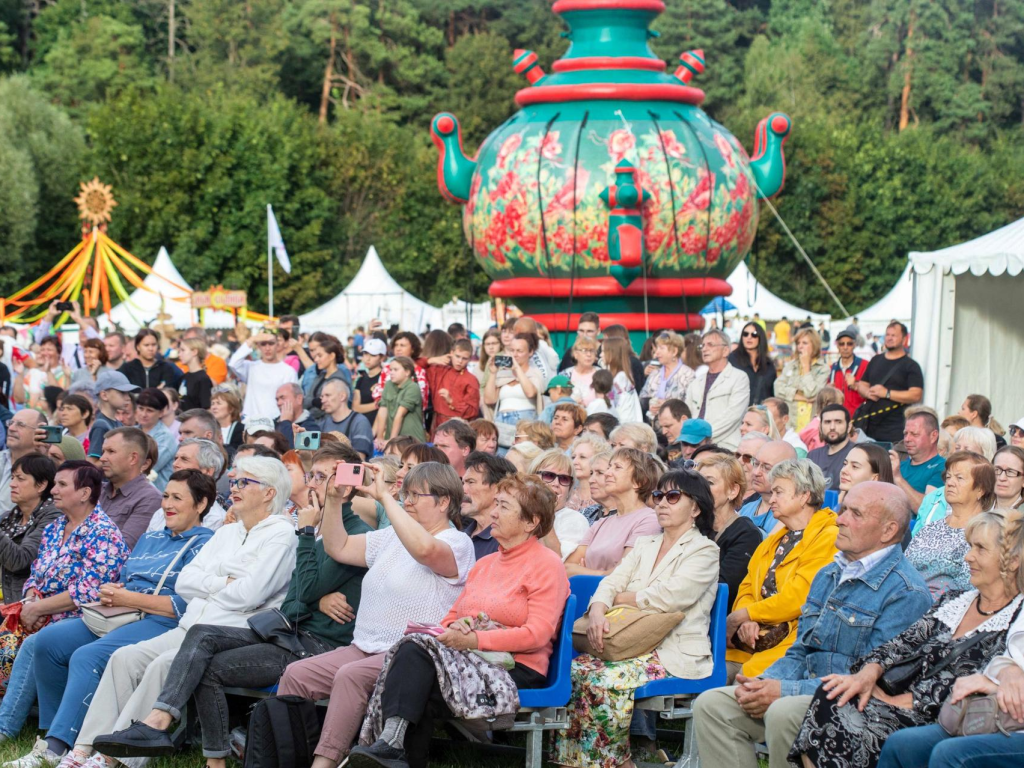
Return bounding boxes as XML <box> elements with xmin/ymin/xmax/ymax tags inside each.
<box><xmin>55</xmin><ymin>301</ymin><xmax>74</xmax><ymax>313</ymax></box>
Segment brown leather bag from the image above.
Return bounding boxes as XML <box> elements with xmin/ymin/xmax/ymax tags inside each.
<box><xmin>572</xmin><ymin>605</ymin><xmax>683</xmax><ymax>661</ymax></box>
<box><xmin>938</xmin><ymin>693</ymin><xmax>1024</xmax><ymax>737</ymax></box>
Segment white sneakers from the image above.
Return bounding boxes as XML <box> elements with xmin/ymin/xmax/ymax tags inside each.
<box><xmin>2</xmin><ymin>739</ymin><xmax>62</xmax><ymax>768</ymax></box>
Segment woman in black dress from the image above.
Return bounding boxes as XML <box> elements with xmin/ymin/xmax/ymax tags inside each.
<box><xmin>791</xmin><ymin>509</ymin><xmax>1024</xmax><ymax>768</ymax></box>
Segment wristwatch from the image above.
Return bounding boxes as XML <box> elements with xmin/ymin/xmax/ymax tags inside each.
<box><xmin>885</xmin><ymin>388</ymin><xmax>891</xmax><ymax>399</ymax></box>
<box><xmin>296</xmin><ymin>526</ymin><xmax>316</xmax><ymax>537</ymax></box>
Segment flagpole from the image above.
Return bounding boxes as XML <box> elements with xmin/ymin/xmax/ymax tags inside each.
<box><xmin>267</xmin><ymin>204</ymin><xmax>274</xmax><ymax>317</ymax></box>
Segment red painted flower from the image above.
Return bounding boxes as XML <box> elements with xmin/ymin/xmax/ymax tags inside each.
<box><xmin>545</xmin><ymin>168</ymin><xmax>590</xmax><ymax>216</ymax></box>
<box><xmin>589</xmin><ymin>225</ymin><xmax>609</xmax><ymax>262</ymax></box>
<box><xmin>660</xmin><ymin>130</ymin><xmax>686</xmax><ymax>159</ymax></box>
<box><xmin>607</xmin><ymin>129</ymin><xmax>636</xmax><ymax>163</ymax></box>
<box><xmin>490</xmin><ymin>171</ymin><xmax>521</xmax><ymax>203</ymax></box>
<box><xmin>497</xmin><ymin>133</ymin><xmax>523</xmax><ymax>169</ymax></box>
<box><xmin>731</xmin><ymin>173</ymin><xmax>749</xmax><ymax>201</ymax></box>
<box><xmin>679</xmin><ymin>226</ymin><xmax>707</xmax><ymax>255</ymax></box>
<box><xmin>682</xmin><ymin>172</ymin><xmax>715</xmax><ymax>213</ymax></box>
<box><xmin>714</xmin><ymin>134</ymin><xmax>735</xmax><ymax>168</ymax></box>
<box><xmin>644</xmin><ymin>227</ymin><xmax>667</xmax><ymax>253</ymax></box>
<box><xmin>540</xmin><ymin>131</ymin><xmax>563</xmax><ymax>161</ymax></box>
<box><xmin>551</xmin><ymin>226</ymin><xmax>576</xmax><ymax>254</ymax></box>
<box><xmin>706</xmin><ymin>246</ymin><xmax>721</xmax><ymax>265</ymax></box>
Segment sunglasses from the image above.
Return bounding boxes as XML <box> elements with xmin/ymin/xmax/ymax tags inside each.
<box><xmin>651</xmin><ymin>489</ymin><xmax>688</xmax><ymax>504</ymax></box>
<box><xmin>1010</xmin><ymin>426</ymin><xmax>1023</xmax><ymax>437</ymax></box>
<box><xmin>836</xmin><ymin>341</ymin><xmax>854</xmax><ymax>347</ymax></box>
<box><xmin>741</xmin><ymin>331</ymin><xmax>760</xmax><ymax>339</ymax></box>
<box><xmin>539</xmin><ymin>470</ymin><xmax>573</xmax><ymax>487</ymax></box>
<box><xmin>736</xmin><ymin>452</ymin><xmax>756</xmax><ymax>465</ymax></box>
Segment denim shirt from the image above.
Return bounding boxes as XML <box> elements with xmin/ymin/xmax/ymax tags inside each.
<box><xmin>762</xmin><ymin>544</ymin><xmax>933</xmax><ymax>696</ymax></box>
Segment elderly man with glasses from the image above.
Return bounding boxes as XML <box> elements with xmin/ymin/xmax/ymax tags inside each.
<box><xmin>736</xmin><ymin>440</ymin><xmax>798</xmax><ymax>538</ymax></box>
<box><xmin>685</xmin><ymin>329</ymin><xmax>751</xmax><ymax>451</ymax></box>
<box><xmin>0</xmin><ymin>410</ymin><xmax>46</xmax><ymax>510</ymax></box>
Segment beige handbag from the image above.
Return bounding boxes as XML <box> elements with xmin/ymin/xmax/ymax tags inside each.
<box><xmin>938</xmin><ymin>693</ymin><xmax>1024</xmax><ymax>737</ymax></box>
<box><xmin>572</xmin><ymin>605</ymin><xmax>684</xmax><ymax>661</ymax></box>
<box><xmin>81</xmin><ymin>539</ymin><xmax>192</xmax><ymax>637</ymax></box>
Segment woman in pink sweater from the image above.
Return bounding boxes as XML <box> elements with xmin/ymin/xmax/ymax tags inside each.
<box><xmin>350</xmin><ymin>474</ymin><xmax>570</xmax><ymax>768</ymax></box>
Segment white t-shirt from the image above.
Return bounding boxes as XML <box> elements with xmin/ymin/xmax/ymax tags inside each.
<box><xmin>586</xmin><ymin>398</ymin><xmax>613</xmax><ymax>416</ymax></box>
<box><xmin>553</xmin><ymin>506</ymin><xmax>590</xmax><ymax>561</ymax></box>
<box><xmin>352</xmin><ymin>526</ymin><xmax>475</xmax><ymax>653</ymax></box>
<box><xmin>611</xmin><ymin>371</ymin><xmax>643</xmax><ymax>424</ymax></box>
<box><xmin>497</xmin><ymin>367</ymin><xmax>544</xmax><ymax>414</ymax></box>
<box><xmin>228</xmin><ymin>344</ymin><xmax>298</xmax><ymax>423</ymax></box>
<box><xmin>782</xmin><ymin>428</ymin><xmax>809</xmax><ymax>455</ymax></box>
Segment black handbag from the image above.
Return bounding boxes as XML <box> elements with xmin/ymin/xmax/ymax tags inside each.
<box><xmin>247</xmin><ymin>609</ymin><xmax>312</xmax><ymax>659</ymax></box>
<box><xmin>878</xmin><ymin>630</ymin><xmax>989</xmax><ymax>696</ymax></box>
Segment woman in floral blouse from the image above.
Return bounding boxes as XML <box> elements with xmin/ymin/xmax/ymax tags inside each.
<box><xmin>0</xmin><ymin>461</ymin><xmax>128</xmax><ymax>716</ymax></box>
<box><xmin>640</xmin><ymin>331</ymin><xmax>695</xmax><ymax>431</ymax></box>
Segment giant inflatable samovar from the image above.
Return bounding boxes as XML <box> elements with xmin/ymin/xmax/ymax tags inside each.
<box><xmin>431</xmin><ymin>0</ymin><xmax>791</xmax><ymax>333</ymax></box>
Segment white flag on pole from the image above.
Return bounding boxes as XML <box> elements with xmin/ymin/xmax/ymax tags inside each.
<box><xmin>267</xmin><ymin>204</ymin><xmax>291</xmax><ymax>274</ymax></box>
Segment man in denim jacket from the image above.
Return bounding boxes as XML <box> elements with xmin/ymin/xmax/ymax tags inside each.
<box><xmin>693</xmin><ymin>482</ymin><xmax>933</xmax><ymax>768</ymax></box>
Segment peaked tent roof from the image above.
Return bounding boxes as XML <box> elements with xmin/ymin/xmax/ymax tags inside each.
<box><xmin>724</xmin><ymin>261</ymin><xmax>830</xmax><ymax>322</ymax></box>
<box><xmin>299</xmin><ymin>246</ymin><xmax>443</xmax><ymax>335</ymax></box>
<box><xmin>910</xmin><ymin>216</ymin><xmax>1024</xmax><ymax>276</ymax></box>
<box><xmin>98</xmin><ymin>247</ymin><xmax>238</xmax><ymax>332</ymax></box>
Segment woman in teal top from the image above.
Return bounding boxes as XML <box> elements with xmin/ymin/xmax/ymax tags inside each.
<box><xmin>374</xmin><ymin>356</ymin><xmax>426</xmax><ymax>447</ymax></box>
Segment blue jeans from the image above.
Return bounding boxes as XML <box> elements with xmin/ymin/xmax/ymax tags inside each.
<box><xmin>878</xmin><ymin>723</ymin><xmax>1024</xmax><ymax>768</ymax></box>
<box><xmin>495</xmin><ymin>408</ymin><xmax>536</xmax><ymax>426</ymax></box>
<box><xmin>34</xmin><ymin>615</ymin><xmax>176</xmax><ymax>746</ymax></box>
<box><xmin>0</xmin><ymin>633</ymin><xmax>39</xmax><ymax>738</ymax></box>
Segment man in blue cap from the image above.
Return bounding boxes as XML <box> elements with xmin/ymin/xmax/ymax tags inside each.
<box><xmin>89</xmin><ymin>370</ymin><xmax>141</xmax><ymax>465</ymax></box>
<box><xmin>668</xmin><ymin>417</ymin><xmax>713</xmax><ymax>463</ymax></box>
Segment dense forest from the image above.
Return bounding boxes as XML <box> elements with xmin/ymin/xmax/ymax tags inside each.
<box><xmin>1</xmin><ymin>0</ymin><xmax>1023</xmax><ymax>315</ymax></box>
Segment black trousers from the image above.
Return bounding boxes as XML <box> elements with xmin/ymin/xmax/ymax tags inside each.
<box><xmin>380</xmin><ymin>643</ymin><xmax>547</xmax><ymax>768</ymax></box>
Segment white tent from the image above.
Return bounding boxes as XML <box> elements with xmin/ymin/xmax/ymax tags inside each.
<box><xmin>831</xmin><ymin>262</ymin><xmax>914</xmax><ymax>339</ymax></box>
<box><xmin>910</xmin><ymin>217</ymin><xmax>1024</xmax><ymax>421</ymax></box>
<box><xmin>299</xmin><ymin>246</ymin><xmax>443</xmax><ymax>337</ymax></box>
<box><xmin>439</xmin><ymin>298</ymin><xmax>494</xmax><ymax>339</ymax></box>
<box><xmin>98</xmin><ymin>247</ymin><xmax>238</xmax><ymax>332</ymax></box>
<box><xmin>723</xmin><ymin>261</ymin><xmax>830</xmax><ymax>322</ymax></box>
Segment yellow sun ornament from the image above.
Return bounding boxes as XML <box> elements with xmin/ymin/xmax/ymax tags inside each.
<box><xmin>74</xmin><ymin>177</ymin><xmax>117</xmax><ymax>227</ymax></box>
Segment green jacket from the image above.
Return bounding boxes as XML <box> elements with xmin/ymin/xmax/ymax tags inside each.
<box><xmin>279</xmin><ymin>504</ymin><xmax>371</xmax><ymax>649</ymax></box>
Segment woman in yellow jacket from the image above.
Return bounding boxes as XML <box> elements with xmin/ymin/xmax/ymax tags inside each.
<box><xmin>725</xmin><ymin>459</ymin><xmax>838</xmax><ymax>679</ymax></box>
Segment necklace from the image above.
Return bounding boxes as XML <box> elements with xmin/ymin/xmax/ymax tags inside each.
<box><xmin>976</xmin><ymin>594</ymin><xmax>1015</xmax><ymax>617</ymax></box>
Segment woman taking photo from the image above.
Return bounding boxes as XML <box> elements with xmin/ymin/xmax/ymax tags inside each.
<box><xmin>0</xmin><ymin>454</ymin><xmax>60</xmax><ymax>604</ymax></box>
<box><xmin>793</xmin><ymin>510</ymin><xmax>1024</xmax><ymax>768</ymax></box>
<box><xmin>773</xmin><ymin>328</ymin><xmax>828</xmax><ymax>432</ymax></box>
<box><xmin>994</xmin><ymin>446</ymin><xmax>1024</xmax><ymax>510</ymax></box>
<box><xmin>729</xmin><ymin>322</ymin><xmax>776</xmax><ymax>405</ymax></box>
<box><xmin>562</xmin><ymin>336</ymin><xmax>601</xmax><ymax>407</ymax></box>
<box><xmin>210</xmin><ymin>389</ymin><xmax>244</xmax><ymax>454</ymax></box>
<box><xmin>276</xmin><ymin>462</ymin><xmax>475</xmax><ymax>768</ymax></box>
<box><xmin>0</xmin><ymin>471</ymin><xmax>213</xmax><ymax>764</ymax></box>
<box><xmin>907</xmin><ymin>451</ymin><xmax>995</xmax><ymax>597</ymax></box>
<box><xmin>484</xmin><ymin>333</ymin><xmax>544</xmax><ymax>431</ymax></box>
<box><xmin>121</xmin><ymin>330</ymin><xmax>181</xmax><ymax>390</ymax></box>
<box><xmin>565</xmin><ymin>447</ymin><xmax>662</xmax><ymax>577</ymax></box>
<box><xmin>837</xmin><ymin>443</ymin><xmax>895</xmax><ymax>504</ymax></box>
<box><xmin>473</xmin><ymin>329</ymin><xmax>503</xmax><ymax>416</ymax></box>
<box><xmin>554</xmin><ymin>469</ymin><xmax>720</xmax><ymax>768</ymax></box>
<box><xmin>640</xmin><ymin>332</ymin><xmax>695</xmax><ymax>430</ymax></box>
<box><xmin>176</xmin><ymin>338</ymin><xmax>213</xmax><ymax>411</ymax></box>
<box><xmin>352</xmin><ymin>474</ymin><xmax>569</xmax><ymax>768</ymax></box>
<box><xmin>530</xmin><ymin>450</ymin><xmax>590</xmax><ymax>561</ymax></box>
<box><xmin>726</xmin><ymin>460</ymin><xmax>837</xmax><ymax>679</ymax></box>
<box><xmin>569</xmin><ymin>433</ymin><xmax>611</xmax><ymax>519</ymax></box>
<box><xmin>374</xmin><ymin>357</ymin><xmax>427</xmax><ymax>446</ymax></box>
<box><xmin>696</xmin><ymin>453</ymin><xmax>762</xmax><ymax>609</ymax></box>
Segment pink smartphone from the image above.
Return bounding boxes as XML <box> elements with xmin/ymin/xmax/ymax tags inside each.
<box><xmin>334</xmin><ymin>463</ymin><xmax>365</xmax><ymax>488</ymax></box>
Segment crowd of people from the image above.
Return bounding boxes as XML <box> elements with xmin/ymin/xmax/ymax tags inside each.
<box><xmin>0</xmin><ymin>302</ymin><xmax>1021</xmax><ymax>768</ymax></box>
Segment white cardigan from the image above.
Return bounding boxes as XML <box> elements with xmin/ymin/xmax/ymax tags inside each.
<box><xmin>175</xmin><ymin>513</ymin><xmax>297</xmax><ymax>631</ymax></box>
<box><xmin>591</xmin><ymin>527</ymin><xmax>720</xmax><ymax>679</ymax></box>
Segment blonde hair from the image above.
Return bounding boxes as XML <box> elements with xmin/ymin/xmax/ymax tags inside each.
<box><xmin>516</xmin><ymin>420</ymin><xmax>555</xmax><ymax>450</ymax></box>
<box><xmin>609</xmin><ymin>422</ymin><xmax>658</xmax><ymax>454</ymax></box>
<box><xmin>955</xmin><ymin>426</ymin><xmax>998</xmax><ymax>462</ymax></box>
<box><xmin>180</xmin><ymin>337</ymin><xmax>208</xmax><ymax>362</ymax></box>
<box><xmin>572</xmin><ymin>336</ymin><xmax>599</xmax><ymax>353</ymax></box>
<box><xmin>696</xmin><ymin>453</ymin><xmax>747</xmax><ymax>510</ymax></box>
<box><xmin>654</xmin><ymin>331</ymin><xmax>686</xmax><ymax>358</ymax></box>
<box><xmin>792</xmin><ymin>327</ymin><xmax>822</xmax><ymax>361</ymax></box>
<box><xmin>745</xmin><ymin>405</ymin><xmax>781</xmax><ymax>440</ymax></box>
<box><xmin>814</xmin><ymin>385</ymin><xmax>844</xmax><ymax>413</ymax></box>
<box><xmin>530</xmin><ymin>449</ymin><xmax>575</xmax><ymax>481</ymax></box>
<box><xmin>369</xmin><ymin>455</ymin><xmax>399</xmax><ymax>485</ymax></box>
<box><xmin>966</xmin><ymin>509</ymin><xmax>1024</xmax><ymax>593</ymax></box>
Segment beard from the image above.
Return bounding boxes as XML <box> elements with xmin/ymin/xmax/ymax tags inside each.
<box><xmin>823</xmin><ymin>431</ymin><xmax>848</xmax><ymax>446</ymax></box>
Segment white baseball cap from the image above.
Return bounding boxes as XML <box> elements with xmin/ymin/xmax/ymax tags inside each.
<box><xmin>363</xmin><ymin>339</ymin><xmax>387</xmax><ymax>356</ymax></box>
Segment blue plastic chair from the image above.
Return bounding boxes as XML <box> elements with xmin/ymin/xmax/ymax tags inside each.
<box><xmin>518</xmin><ymin>594</ymin><xmax>576</xmax><ymax>709</ymax></box>
<box><xmin>824</xmin><ymin>489</ymin><xmax>841</xmax><ymax>511</ymax></box>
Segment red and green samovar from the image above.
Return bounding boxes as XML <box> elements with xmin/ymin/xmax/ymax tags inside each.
<box><xmin>431</xmin><ymin>0</ymin><xmax>791</xmax><ymax>333</ymax></box>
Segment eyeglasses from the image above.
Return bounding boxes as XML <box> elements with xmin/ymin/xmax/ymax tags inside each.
<box><xmin>652</xmin><ymin>489</ymin><xmax>687</xmax><ymax>504</ymax></box>
<box><xmin>230</xmin><ymin>477</ymin><xmax>266</xmax><ymax>491</ymax></box>
<box><xmin>304</xmin><ymin>471</ymin><xmax>334</xmax><ymax>486</ymax></box>
<box><xmin>836</xmin><ymin>341</ymin><xmax>854</xmax><ymax>346</ymax></box>
<box><xmin>736</xmin><ymin>453</ymin><xmax>756</xmax><ymax>465</ymax></box>
<box><xmin>994</xmin><ymin>466</ymin><xmax>1023</xmax><ymax>479</ymax></box>
<box><xmin>539</xmin><ymin>470</ymin><xmax>573</xmax><ymax>487</ymax></box>
<box><xmin>399</xmin><ymin>491</ymin><xmax>437</xmax><ymax>504</ymax></box>
<box><xmin>750</xmin><ymin>458</ymin><xmax>773</xmax><ymax>474</ymax></box>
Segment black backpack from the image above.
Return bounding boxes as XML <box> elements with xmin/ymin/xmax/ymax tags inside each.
<box><xmin>242</xmin><ymin>695</ymin><xmax>320</xmax><ymax>768</ymax></box>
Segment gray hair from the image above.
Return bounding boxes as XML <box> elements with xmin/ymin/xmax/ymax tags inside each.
<box><xmin>702</xmin><ymin>328</ymin><xmax>731</xmax><ymax>348</ymax></box>
<box><xmin>178</xmin><ymin>408</ymin><xmax>219</xmax><ymax>438</ymax></box>
<box><xmin>322</xmin><ymin>378</ymin><xmax>350</xmax><ymax>399</ymax></box>
<box><xmin>609</xmin><ymin>422</ymin><xmax>658</xmax><ymax>453</ymax></box>
<box><xmin>571</xmin><ymin>431</ymin><xmax>611</xmax><ymax>455</ymax></box>
<box><xmin>954</xmin><ymin>426</ymin><xmax>997</xmax><ymax>462</ymax></box>
<box><xmin>739</xmin><ymin>432</ymin><xmax>770</xmax><ymax>450</ymax></box>
<box><xmin>178</xmin><ymin>438</ymin><xmax>225</xmax><ymax>478</ymax></box>
<box><xmin>279</xmin><ymin>382</ymin><xmax>305</xmax><ymax>399</ymax></box>
<box><xmin>404</xmin><ymin>462</ymin><xmax>464</xmax><ymax>525</ymax></box>
<box><xmin>233</xmin><ymin>455</ymin><xmax>291</xmax><ymax>517</ymax></box>
<box><xmin>769</xmin><ymin>459</ymin><xmax>826</xmax><ymax>509</ymax></box>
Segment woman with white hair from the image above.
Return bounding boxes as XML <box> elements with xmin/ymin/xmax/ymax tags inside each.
<box><xmin>72</xmin><ymin>456</ymin><xmax>297</xmax><ymax>768</ymax></box>
<box><xmin>609</xmin><ymin>422</ymin><xmax>659</xmax><ymax>455</ymax></box>
<box><xmin>569</xmin><ymin>432</ymin><xmax>610</xmax><ymax>517</ymax></box>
